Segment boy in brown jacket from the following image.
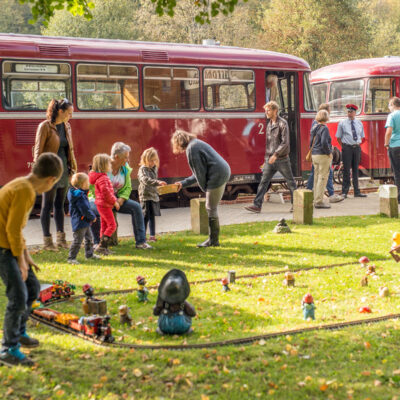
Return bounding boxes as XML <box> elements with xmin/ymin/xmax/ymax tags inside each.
<box><xmin>0</xmin><ymin>153</ymin><xmax>62</xmax><ymax>367</ymax></box>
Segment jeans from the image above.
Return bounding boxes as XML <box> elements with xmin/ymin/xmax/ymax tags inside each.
<box><xmin>342</xmin><ymin>144</ymin><xmax>361</xmax><ymax>195</ymax></box>
<box><xmin>68</xmin><ymin>227</ymin><xmax>94</xmax><ymax>260</ymax></box>
<box><xmin>90</xmin><ymin>199</ymin><xmax>146</xmax><ymax>245</ymax></box>
<box><xmin>253</xmin><ymin>156</ymin><xmax>297</xmax><ymax>208</ymax></box>
<box><xmin>144</xmin><ymin>202</ymin><xmax>156</xmax><ymax>237</ymax></box>
<box><xmin>0</xmin><ymin>248</ymin><xmax>40</xmax><ymax>349</ymax></box>
<box><xmin>389</xmin><ymin>146</ymin><xmax>400</xmax><ymax>202</ymax></box>
<box><xmin>206</xmin><ymin>183</ymin><xmax>226</xmax><ymax>218</ymax></box>
<box><xmin>40</xmin><ymin>186</ymin><xmax>68</xmax><ymax>236</ymax></box>
<box><xmin>306</xmin><ymin>164</ymin><xmax>334</xmax><ymax>196</ymax></box>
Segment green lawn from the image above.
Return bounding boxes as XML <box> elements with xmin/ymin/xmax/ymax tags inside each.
<box><xmin>1</xmin><ymin>215</ymin><xmax>400</xmax><ymax>399</ymax></box>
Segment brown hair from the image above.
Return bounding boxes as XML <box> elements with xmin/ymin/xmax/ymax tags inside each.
<box><xmin>171</xmin><ymin>130</ymin><xmax>197</xmax><ymax>152</ymax></box>
<box><xmin>316</xmin><ymin>109</ymin><xmax>329</xmax><ymax>123</ymax></box>
<box><xmin>318</xmin><ymin>103</ymin><xmax>330</xmax><ymax>113</ymax></box>
<box><xmin>32</xmin><ymin>152</ymin><xmax>63</xmax><ymax>179</ymax></box>
<box><xmin>140</xmin><ymin>147</ymin><xmax>159</xmax><ymax>167</ymax></box>
<box><xmin>264</xmin><ymin>101</ymin><xmax>279</xmax><ymax>111</ymax></box>
<box><xmin>389</xmin><ymin>97</ymin><xmax>400</xmax><ymax>108</ymax></box>
<box><xmin>92</xmin><ymin>153</ymin><xmax>111</xmax><ymax>173</ymax></box>
<box><xmin>46</xmin><ymin>98</ymin><xmax>72</xmax><ymax>124</ymax></box>
<box><xmin>71</xmin><ymin>172</ymin><xmax>89</xmax><ymax>188</ymax></box>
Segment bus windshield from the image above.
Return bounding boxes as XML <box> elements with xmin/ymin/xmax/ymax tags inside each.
<box><xmin>328</xmin><ymin>79</ymin><xmax>364</xmax><ymax>116</ymax></box>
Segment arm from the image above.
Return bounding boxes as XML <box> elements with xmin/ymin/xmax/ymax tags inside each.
<box><xmin>385</xmin><ymin>127</ymin><xmax>393</xmax><ymax>147</ymax></box>
<box><xmin>101</xmin><ymin>177</ymin><xmax>117</xmax><ymax>206</ymax></box>
<box><xmin>335</xmin><ymin>122</ymin><xmax>343</xmax><ymax>148</ymax></box>
<box><xmin>76</xmin><ymin>196</ymin><xmax>96</xmax><ymax>222</ymax></box>
<box><xmin>33</xmin><ymin>122</ymin><xmax>48</xmax><ymax>162</ymax></box>
<box><xmin>320</xmin><ymin>126</ymin><xmax>332</xmax><ymax>155</ymax></box>
<box><xmin>273</xmin><ymin>121</ymin><xmax>290</xmax><ymax>158</ymax></box>
<box><xmin>153</xmin><ymin>296</ymin><xmax>163</xmax><ymax>316</ymax></box>
<box><xmin>138</xmin><ymin>167</ymin><xmax>160</xmax><ymax>187</ymax></box>
<box><xmin>180</xmin><ymin>174</ymin><xmax>197</xmax><ymax>189</ymax></box>
<box><xmin>184</xmin><ymin>301</ymin><xmax>196</xmax><ymax>317</ymax></box>
<box><xmin>183</xmin><ymin>146</ymin><xmax>208</xmax><ymax>190</ymax></box>
<box><xmin>117</xmin><ymin>166</ymin><xmax>132</xmax><ymax>201</ymax></box>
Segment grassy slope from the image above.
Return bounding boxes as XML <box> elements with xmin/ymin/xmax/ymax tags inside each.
<box><xmin>1</xmin><ymin>215</ymin><xmax>400</xmax><ymax>399</ymax></box>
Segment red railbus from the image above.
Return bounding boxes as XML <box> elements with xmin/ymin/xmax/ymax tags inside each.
<box><xmin>0</xmin><ymin>34</ymin><xmax>315</xmax><ymax>199</ymax></box>
<box><xmin>311</xmin><ymin>57</ymin><xmax>400</xmax><ymax>180</ymax></box>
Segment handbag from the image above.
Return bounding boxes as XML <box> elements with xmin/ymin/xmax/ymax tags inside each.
<box><xmin>305</xmin><ymin>125</ymin><xmax>321</xmax><ymax>162</ymax></box>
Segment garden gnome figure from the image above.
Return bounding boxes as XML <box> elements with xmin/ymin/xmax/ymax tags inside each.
<box><xmin>118</xmin><ymin>305</ymin><xmax>132</xmax><ymax>326</ymax></box>
<box><xmin>221</xmin><ymin>277</ymin><xmax>230</xmax><ymax>292</ymax></box>
<box><xmin>283</xmin><ymin>272</ymin><xmax>295</xmax><ymax>287</ymax></box>
<box><xmin>153</xmin><ymin>269</ymin><xmax>196</xmax><ymax>335</ymax></box>
<box><xmin>136</xmin><ymin>275</ymin><xmax>149</xmax><ymax>302</ymax></box>
<box><xmin>273</xmin><ymin>218</ymin><xmax>291</xmax><ymax>233</ymax></box>
<box><xmin>360</xmin><ymin>276</ymin><xmax>368</xmax><ymax>287</ymax></box>
<box><xmin>82</xmin><ymin>283</ymin><xmax>94</xmax><ymax>314</ymax></box>
<box><xmin>302</xmin><ymin>293</ymin><xmax>315</xmax><ymax>320</ymax></box>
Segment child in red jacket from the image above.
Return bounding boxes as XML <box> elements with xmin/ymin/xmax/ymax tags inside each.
<box><xmin>88</xmin><ymin>154</ymin><xmax>119</xmax><ymax>254</ymax></box>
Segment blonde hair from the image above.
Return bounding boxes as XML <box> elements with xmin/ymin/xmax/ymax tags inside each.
<box><xmin>318</xmin><ymin>103</ymin><xmax>330</xmax><ymax>113</ymax></box>
<box><xmin>140</xmin><ymin>147</ymin><xmax>159</xmax><ymax>167</ymax></box>
<box><xmin>71</xmin><ymin>172</ymin><xmax>89</xmax><ymax>188</ymax></box>
<box><xmin>171</xmin><ymin>130</ymin><xmax>197</xmax><ymax>152</ymax></box>
<box><xmin>92</xmin><ymin>153</ymin><xmax>111</xmax><ymax>173</ymax></box>
<box><xmin>316</xmin><ymin>109</ymin><xmax>329</xmax><ymax>123</ymax></box>
<box><xmin>264</xmin><ymin>101</ymin><xmax>279</xmax><ymax>111</ymax></box>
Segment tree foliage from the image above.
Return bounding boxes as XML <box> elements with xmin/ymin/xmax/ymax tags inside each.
<box><xmin>0</xmin><ymin>0</ymin><xmax>41</xmax><ymax>34</ymax></box>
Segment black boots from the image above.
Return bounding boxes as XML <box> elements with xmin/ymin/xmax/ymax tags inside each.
<box><xmin>95</xmin><ymin>235</ymin><xmax>111</xmax><ymax>255</ymax></box>
<box><xmin>197</xmin><ymin>217</ymin><xmax>220</xmax><ymax>248</ymax></box>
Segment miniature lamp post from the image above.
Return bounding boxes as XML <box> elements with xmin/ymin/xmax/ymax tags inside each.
<box><xmin>302</xmin><ymin>293</ymin><xmax>315</xmax><ymax>320</ymax></box>
<box><xmin>118</xmin><ymin>305</ymin><xmax>133</xmax><ymax>326</ymax></box>
<box><xmin>359</xmin><ymin>256</ymin><xmax>370</xmax><ymax>268</ymax></box>
<box><xmin>221</xmin><ymin>277</ymin><xmax>230</xmax><ymax>292</ymax></box>
<box><xmin>136</xmin><ymin>275</ymin><xmax>149</xmax><ymax>302</ymax></box>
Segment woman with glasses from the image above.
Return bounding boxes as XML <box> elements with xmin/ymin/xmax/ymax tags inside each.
<box><xmin>33</xmin><ymin>98</ymin><xmax>77</xmax><ymax>251</ymax></box>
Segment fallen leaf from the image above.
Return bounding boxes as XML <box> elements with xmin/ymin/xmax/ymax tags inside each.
<box><xmin>133</xmin><ymin>368</ymin><xmax>142</xmax><ymax>377</ymax></box>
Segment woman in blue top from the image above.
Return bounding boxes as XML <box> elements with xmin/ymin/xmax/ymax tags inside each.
<box><xmin>172</xmin><ymin>130</ymin><xmax>231</xmax><ymax>247</ymax></box>
<box><xmin>385</xmin><ymin>97</ymin><xmax>400</xmax><ymax>203</ymax></box>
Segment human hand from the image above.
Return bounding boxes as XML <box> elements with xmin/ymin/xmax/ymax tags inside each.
<box><xmin>158</xmin><ymin>181</ymin><xmax>167</xmax><ymax>186</ymax></box>
<box><xmin>176</xmin><ymin>182</ymin><xmax>182</xmax><ymax>191</ymax></box>
<box><xmin>92</xmin><ymin>217</ymin><xmax>97</xmax><ymax>223</ymax></box>
<box><xmin>25</xmin><ymin>250</ymin><xmax>40</xmax><ymax>273</ymax></box>
<box><xmin>117</xmin><ymin>198</ymin><xmax>125</xmax><ymax>207</ymax></box>
<box><xmin>18</xmin><ymin>256</ymin><xmax>29</xmax><ymax>281</ymax></box>
<box><xmin>268</xmin><ymin>154</ymin><xmax>277</xmax><ymax>164</ymax></box>
<box><xmin>114</xmin><ymin>202</ymin><xmax>120</xmax><ymax>211</ymax></box>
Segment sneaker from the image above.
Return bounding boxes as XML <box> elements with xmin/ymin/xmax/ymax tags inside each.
<box><xmin>354</xmin><ymin>193</ymin><xmax>367</xmax><ymax>198</ymax></box>
<box><xmin>329</xmin><ymin>194</ymin><xmax>345</xmax><ymax>203</ymax></box>
<box><xmin>67</xmin><ymin>259</ymin><xmax>80</xmax><ymax>265</ymax></box>
<box><xmin>314</xmin><ymin>203</ymin><xmax>331</xmax><ymax>209</ymax></box>
<box><xmin>244</xmin><ymin>205</ymin><xmax>261</xmax><ymax>213</ymax></box>
<box><xmin>86</xmin><ymin>254</ymin><xmax>101</xmax><ymax>260</ymax></box>
<box><xmin>0</xmin><ymin>344</ymin><xmax>34</xmax><ymax>367</ymax></box>
<box><xmin>289</xmin><ymin>206</ymin><xmax>293</xmax><ymax>213</ymax></box>
<box><xmin>148</xmin><ymin>236</ymin><xmax>157</xmax><ymax>242</ymax></box>
<box><xmin>136</xmin><ymin>242</ymin><xmax>153</xmax><ymax>250</ymax></box>
<box><xmin>20</xmin><ymin>332</ymin><xmax>39</xmax><ymax>348</ymax></box>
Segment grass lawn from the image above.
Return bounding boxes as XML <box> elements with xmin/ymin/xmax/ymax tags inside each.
<box><xmin>1</xmin><ymin>215</ymin><xmax>400</xmax><ymax>399</ymax></box>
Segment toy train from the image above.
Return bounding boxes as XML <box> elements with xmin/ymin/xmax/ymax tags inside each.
<box><xmin>32</xmin><ymin>307</ymin><xmax>114</xmax><ymax>343</ymax></box>
<box><xmin>38</xmin><ymin>280</ymin><xmax>76</xmax><ymax>303</ymax></box>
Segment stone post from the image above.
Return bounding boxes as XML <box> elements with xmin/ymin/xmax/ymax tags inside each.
<box><xmin>293</xmin><ymin>189</ymin><xmax>313</xmax><ymax>225</ymax></box>
<box><xmin>190</xmin><ymin>198</ymin><xmax>209</xmax><ymax>235</ymax></box>
<box><xmin>379</xmin><ymin>185</ymin><xmax>398</xmax><ymax>218</ymax></box>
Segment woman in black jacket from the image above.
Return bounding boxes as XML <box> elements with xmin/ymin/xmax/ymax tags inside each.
<box><xmin>310</xmin><ymin>109</ymin><xmax>332</xmax><ymax>209</ymax></box>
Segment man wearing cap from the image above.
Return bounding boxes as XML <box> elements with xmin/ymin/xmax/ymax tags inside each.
<box><xmin>335</xmin><ymin>104</ymin><xmax>367</xmax><ymax>198</ymax></box>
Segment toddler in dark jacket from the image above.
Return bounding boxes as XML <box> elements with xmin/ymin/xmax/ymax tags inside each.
<box><xmin>67</xmin><ymin>173</ymin><xmax>100</xmax><ymax>264</ymax></box>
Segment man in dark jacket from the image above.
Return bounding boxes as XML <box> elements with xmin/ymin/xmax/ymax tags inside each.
<box><xmin>245</xmin><ymin>101</ymin><xmax>297</xmax><ymax>213</ymax></box>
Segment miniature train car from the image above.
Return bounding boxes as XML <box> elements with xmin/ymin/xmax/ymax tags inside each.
<box><xmin>38</xmin><ymin>280</ymin><xmax>76</xmax><ymax>303</ymax></box>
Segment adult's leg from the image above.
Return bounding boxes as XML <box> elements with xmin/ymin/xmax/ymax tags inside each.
<box><xmin>253</xmin><ymin>161</ymin><xmax>277</xmax><ymax>209</ymax></box>
<box><xmin>40</xmin><ymin>186</ymin><xmax>56</xmax><ymax>237</ymax></box>
<box><xmin>205</xmin><ymin>184</ymin><xmax>226</xmax><ymax>219</ymax></box>
<box><xmin>276</xmin><ymin>158</ymin><xmax>297</xmax><ymax>203</ymax></box>
<box><xmin>341</xmin><ymin>145</ymin><xmax>352</xmax><ymax>195</ymax></box>
<box><xmin>312</xmin><ymin>155</ymin><xmax>330</xmax><ymax>204</ymax></box>
<box><xmin>19</xmin><ymin>267</ymin><xmax>40</xmax><ymax>337</ymax></box>
<box><xmin>53</xmin><ymin>186</ymin><xmax>68</xmax><ymax>233</ymax></box>
<box><xmin>68</xmin><ymin>229</ymin><xmax>85</xmax><ymax>260</ymax></box>
<box><xmin>326</xmin><ymin>166</ymin><xmax>335</xmax><ymax>197</ymax></box>
<box><xmin>89</xmin><ymin>202</ymin><xmax>101</xmax><ymax>245</ymax></box>
<box><xmin>0</xmin><ymin>249</ymin><xmax>28</xmax><ymax>349</ymax></box>
<box><xmin>389</xmin><ymin>147</ymin><xmax>400</xmax><ymax>202</ymax></box>
<box><xmin>306</xmin><ymin>165</ymin><xmax>315</xmax><ymax>191</ymax></box>
<box><xmin>352</xmin><ymin>146</ymin><xmax>361</xmax><ymax>194</ymax></box>
<box><xmin>118</xmin><ymin>199</ymin><xmax>146</xmax><ymax>245</ymax></box>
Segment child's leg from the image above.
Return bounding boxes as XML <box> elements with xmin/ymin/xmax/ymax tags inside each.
<box><xmin>148</xmin><ymin>209</ymin><xmax>156</xmax><ymax>237</ymax></box>
<box><xmin>19</xmin><ymin>267</ymin><xmax>40</xmax><ymax>337</ymax></box>
<box><xmin>68</xmin><ymin>229</ymin><xmax>85</xmax><ymax>260</ymax></box>
<box><xmin>83</xmin><ymin>228</ymin><xmax>94</xmax><ymax>258</ymax></box>
<box><xmin>101</xmin><ymin>208</ymin><xmax>117</xmax><ymax>237</ymax></box>
<box><xmin>0</xmin><ymin>248</ymin><xmax>29</xmax><ymax>350</ymax></box>
<box><xmin>97</xmin><ymin>206</ymin><xmax>108</xmax><ymax>238</ymax></box>
<box><xmin>144</xmin><ymin>213</ymin><xmax>149</xmax><ymax>235</ymax></box>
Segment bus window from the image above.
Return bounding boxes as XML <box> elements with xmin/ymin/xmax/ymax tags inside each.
<box><xmin>311</xmin><ymin>83</ymin><xmax>327</xmax><ymax>109</ymax></box>
<box><xmin>77</xmin><ymin>64</ymin><xmax>139</xmax><ymax>110</ymax></box>
<box><xmin>204</xmin><ymin>69</ymin><xmax>255</xmax><ymax>111</ymax></box>
<box><xmin>303</xmin><ymin>72</ymin><xmax>316</xmax><ymax>111</ymax></box>
<box><xmin>365</xmin><ymin>77</ymin><xmax>391</xmax><ymax>113</ymax></box>
<box><xmin>328</xmin><ymin>79</ymin><xmax>364</xmax><ymax>116</ymax></box>
<box><xmin>1</xmin><ymin>61</ymin><xmax>71</xmax><ymax>110</ymax></box>
<box><xmin>143</xmin><ymin>67</ymin><xmax>199</xmax><ymax>111</ymax></box>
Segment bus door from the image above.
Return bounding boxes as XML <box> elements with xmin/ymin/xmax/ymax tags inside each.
<box><xmin>266</xmin><ymin>71</ymin><xmax>299</xmax><ymax>176</ymax></box>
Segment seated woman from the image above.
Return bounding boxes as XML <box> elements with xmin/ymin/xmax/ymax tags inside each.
<box><xmin>89</xmin><ymin>142</ymin><xmax>152</xmax><ymax>250</ymax></box>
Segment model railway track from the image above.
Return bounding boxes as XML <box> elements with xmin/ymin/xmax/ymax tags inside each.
<box><xmin>31</xmin><ymin>258</ymin><xmax>391</xmax><ymax>349</ymax></box>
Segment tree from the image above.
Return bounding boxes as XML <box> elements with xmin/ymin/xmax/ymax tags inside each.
<box><xmin>258</xmin><ymin>0</ymin><xmax>373</xmax><ymax>70</ymax></box>
<box><xmin>20</xmin><ymin>0</ymin><xmax>248</xmax><ymax>26</ymax></box>
<box><xmin>0</xmin><ymin>0</ymin><xmax>41</xmax><ymax>34</ymax></box>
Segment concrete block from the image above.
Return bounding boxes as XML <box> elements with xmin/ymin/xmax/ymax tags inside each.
<box><xmin>379</xmin><ymin>185</ymin><xmax>398</xmax><ymax>218</ymax></box>
<box><xmin>190</xmin><ymin>198</ymin><xmax>208</xmax><ymax>235</ymax></box>
<box><xmin>293</xmin><ymin>189</ymin><xmax>313</xmax><ymax>225</ymax></box>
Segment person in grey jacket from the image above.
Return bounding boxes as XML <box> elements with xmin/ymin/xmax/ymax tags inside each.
<box><xmin>138</xmin><ymin>147</ymin><xmax>166</xmax><ymax>241</ymax></box>
<box><xmin>172</xmin><ymin>130</ymin><xmax>231</xmax><ymax>247</ymax></box>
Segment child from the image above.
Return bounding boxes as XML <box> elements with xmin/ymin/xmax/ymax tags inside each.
<box><xmin>0</xmin><ymin>152</ymin><xmax>63</xmax><ymax>366</ymax></box>
<box><xmin>153</xmin><ymin>269</ymin><xmax>196</xmax><ymax>335</ymax></box>
<box><xmin>89</xmin><ymin>154</ymin><xmax>119</xmax><ymax>255</ymax></box>
<box><xmin>138</xmin><ymin>147</ymin><xmax>166</xmax><ymax>241</ymax></box>
<box><xmin>67</xmin><ymin>173</ymin><xmax>100</xmax><ymax>264</ymax></box>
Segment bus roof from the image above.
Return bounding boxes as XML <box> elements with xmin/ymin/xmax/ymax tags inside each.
<box><xmin>0</xmin><ymin>33</ymin><xmax>310</xmax><ymax>71</ymax></box>
<box><xmin>311</xmin><ymin>57</ymin><xmax>400</xmax><ymax>83</ymax></box>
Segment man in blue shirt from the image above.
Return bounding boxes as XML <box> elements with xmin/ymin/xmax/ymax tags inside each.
<box><xmin>335</xmin><ymin>104</ymin><xmax>366</xmax><ymax>198</ymax></box>
<box><xmin>385</xmin><ymin>97</ymin><xmax>400</xmax><ymax>202</ymax></box>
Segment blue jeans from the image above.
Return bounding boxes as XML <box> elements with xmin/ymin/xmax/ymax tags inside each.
<box><xmin>253</xmin><ymin>157</ymin><xmax>297</xmax><ymax>208</ymax></box>
<box><xmin>90</xmin><ymin>199</ymin><xmax>146</xmax><ymax>245</ymax></box>
<box><xmin>0</xmin><ymin>248</ymin><xmax>40</xmax><ymax>349</ymax></box>
<box><xmin>306</xmin><ymin>165</ymin><xmax>334</xmax><ymax>196</ymax></box>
